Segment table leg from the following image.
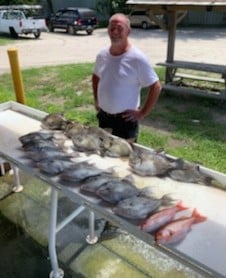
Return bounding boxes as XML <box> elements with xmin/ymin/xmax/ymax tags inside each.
<box><xmin>86</xmin><ymin>210</ymin><xmax>98</xmax><ymax>244</ymax></box>
<box><xmin>48</xmin><ymin>187</ymin><xmax>64</xmax><ymax>278</ymax></box>
<box><xmin>0</xmin><ymin>161</ymin><xmax>5</xmax><ymax>175</ymax></box>
<box><xmin>12</xmin><ymin>165</ymin><xmax>23</xmax><ymax>192</ymax></box>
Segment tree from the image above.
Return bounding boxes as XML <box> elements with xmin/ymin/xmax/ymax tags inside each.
<box><xmin>96</xmin><ymin>0</ymin><xmax>130</xmax><ymax>17</ymax></box>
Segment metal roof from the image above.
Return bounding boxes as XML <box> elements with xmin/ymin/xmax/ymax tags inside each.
<box><xmin>126</xmin><ymin>0</ymin><xmax>226</xmax><ymax>4</ymax></box>
<box><xmin>126</xmin><ymin>0</ymin><xmax>226</xmax><ymax>11</ymax></box>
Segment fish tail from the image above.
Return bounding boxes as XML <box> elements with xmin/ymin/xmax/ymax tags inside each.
<box><xmin>176</xmin><ymin>200</ymin><xmax>189</xmax><ymax>211</ymax></box>
<box><xmin>192</xmin><ymin>208</ymin><xmax>207</xmax><ymax>223</ymax></box>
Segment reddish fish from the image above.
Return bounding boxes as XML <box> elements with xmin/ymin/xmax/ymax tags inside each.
<box><xmin>140</xmin><ymin>201</ymin><xmax>188</xmax><ymax>233</ymax></box>
<box><xmin>155</xmin><ymin>208</ymin><xmax>207</xmax><ymax>245</ymax></box>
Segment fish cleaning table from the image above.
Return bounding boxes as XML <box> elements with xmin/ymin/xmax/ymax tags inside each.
<box><xmin>0</xmin><ymin>101</ymin><xmax>226</xmax><ymax>278</ymax></box>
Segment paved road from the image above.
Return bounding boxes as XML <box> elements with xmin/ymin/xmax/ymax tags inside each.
<box><xmin>1</xmin><ymin>27</ymin><xmax>226</xmax><ymax>74</ymax></box>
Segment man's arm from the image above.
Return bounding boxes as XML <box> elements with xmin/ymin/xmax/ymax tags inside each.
<box><xmin>92</xmin><ymin>73</ymin><xmax>100</xmax><ymax>111</ymax></box>
<box><xmin>139</xmin><ymin>80</ymin><xmax>162</xmax><ymax>119</ymax></box>
<box><xmin>123</xmin><ymin>80</ymin><xmax>161</xmax><ymax>122</ymax></box>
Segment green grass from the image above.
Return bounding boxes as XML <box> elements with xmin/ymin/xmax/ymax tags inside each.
<box><xmin>1</xmin><ymin>63</ymin><xmax>226</xmax><ymax>173</ymax></box>
<box><xmin>0</xmin><ymin>35</ymin><xmax>16</xmax><ymax>46</ymax></box>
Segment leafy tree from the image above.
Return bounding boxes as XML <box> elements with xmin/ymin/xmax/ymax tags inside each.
<box><xmin>96</xmin><ymin>0</ymin><xmax>130</xmax><ymax>17</ymax></box>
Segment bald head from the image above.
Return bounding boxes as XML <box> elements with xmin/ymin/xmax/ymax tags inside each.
<box><xmin>109</xmin><ymin>13</ymin><xmax>131</xmax><ymax>30</ymax></box>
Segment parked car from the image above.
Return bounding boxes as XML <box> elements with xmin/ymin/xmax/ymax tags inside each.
<box><xmin>47</xmin><ymin>7</ymin><xmax>98</xmax><ymax>35</ymax></box>
<box><xmin>128</xmin><ymin>10</ymin><xmax>161</xmax><ymax>29</ymax></box>
<box><xmin>0</xmin><ymin>9</ymin><xmax>47</xmax><ymax>38</ymax></box>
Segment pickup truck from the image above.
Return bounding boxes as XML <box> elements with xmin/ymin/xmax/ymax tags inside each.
<box><xmin>0</xmin><ymin>9</ymin><xmax>48</xmax><ymax>38</ymax></box>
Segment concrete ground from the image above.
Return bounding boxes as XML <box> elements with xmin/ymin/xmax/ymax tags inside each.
<box><xmin>0</xmin><ymin>27</ymin><xmax>226</xmax><ymax>74</ymax></box>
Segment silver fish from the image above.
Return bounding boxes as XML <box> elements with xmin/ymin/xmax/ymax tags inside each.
<box><xmin>60</xmin><ymin>162</ymin><xmax>113</xmax><ymax>183</ymax></box>
<box><xmin>37</xmin><ymin>159</ymin><xmax>75</xmax><ymax>176</ymax></box>
<box><xmin>26</xmin><ymin>149</ymin><xmax>73</xmax><ymax>162</ymax></box>
<box><xmin>41</xmin><ymin>113</ymin><xmax>68</xmax><ymax>130</ymax></box>
<box><xmin>96</xmin><ymin>177</ymin><xmax>139</xmax><ymax>204</ymax></box>
<box><xmin>22</xmin><ymin>139</ymin><xmax>59</xmax><ymax>152</ymax></box>
<box><xmin>19</xmin><ymin>131</ymin><xmax>54</xmax><ymax>146</ymax></box>
<box><xmin>80</xmin><ymin>173</ymin><xmax>115</xmax><ymax>194</ymax></box>
<box><xmin>129</xmin><ymin>148</ymin><xmax>183</xmax><ymax>176</ymax></box>
<box><xmin>112</xmin><ymin>194</ymin><xmax>174</xmax><ymax>220</ymax></box>
<box><xmin>169</xmin><ymin>162</ymin><xmax>212</xmax><ymax>184</ymax></box>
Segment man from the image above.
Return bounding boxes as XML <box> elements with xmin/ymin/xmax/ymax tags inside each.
<box><xmin>92</xmin><ymin>13</ymin><xmax>161</xmax><ymax>142</ymax></box>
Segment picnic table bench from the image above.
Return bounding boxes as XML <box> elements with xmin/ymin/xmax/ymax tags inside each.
<box><xmin>157</xmin><ymin>60</ymin><xmax>226</xmax><ymax>99</ymax></box>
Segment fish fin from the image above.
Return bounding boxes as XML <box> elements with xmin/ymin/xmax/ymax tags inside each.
<box><xmin>138</xmin><ymin>186</ymin><xmax>155</xmax><ymax>197</ymax></box>
<box><xmin>201</xmin><ymin>176</ymin><xmax>214</xmax><ymax>186</ymax></box>
<box><xmin>174</xmin><ymin>158</ymin><xmax>184</xmax><ymax>169</ymax></box>
<box><xmin>192</xmin><ymin>208</ymin><xmax>207</xmax><ymax>223</ymax></box>
<box><xmin>162</xmin><ymin>193</ymin><xmax>179</xmax><ymax>206</ymax></box>
<box><xmin>122</xmin><ymin>174</ymin><xmax>135</xmax><ymax>183</ymax></box>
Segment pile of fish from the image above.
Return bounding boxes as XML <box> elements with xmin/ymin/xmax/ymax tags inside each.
<box><xmin>17</xmin><ymin>112</ymin><xmax>210</xmax><ymax>247</ymax></box>
<box><xmin>140</xmin><ymin>202</ymin><xmax>207</xmax><ymax>245</ymax></box>
<box><xmin>41</xmin><ymin>113</ymin><xmax>133</xmax><ymax>157</ymax></box>
<box><xmin>19</xmin><ymin>130</ymin><xmax>80</xmax><ymax>174</ymax></box>
<box><xmin>18</xmin><ymin>131</ymin><xmax>179</xmax><ymax>222</ymax></box>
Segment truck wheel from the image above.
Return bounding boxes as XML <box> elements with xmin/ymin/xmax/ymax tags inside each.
<box><xmin>48</xmin><ymin>23</ymin><xmax>54</xmax><ymax>32</ymax></box>
<box><xmin>33</xmin><ymin>30</ymin><xmax>41</xmax><ymax>39</ymax></box>
<box><xmin>68</xmin><ymin>25</ymin><xmax>76</xmax><ymax>35</ymax></box>
<box><xmin>86</xmin><ymin>29</ymin><xmax>93</xmax><ymax>35</ymax></box>
<box><xmin>141</xmin><ymin>21</ymin><xmax>149</xmax><ymax>29</ymax></box>
<box><xmin>9</xmin><ymin>27</ymin><xmax>18</xmax><ymax>38</ymax></box>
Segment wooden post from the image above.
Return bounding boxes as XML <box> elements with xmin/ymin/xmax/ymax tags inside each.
<box><xmin>7</xmin><ymin>47</ymin><xmax>26</xmax><ymax>104</ymax></box>
<box><xmin>166</xmin><ymin>10</ymin><xmax>177</xmax><ymax>83</ymax></box>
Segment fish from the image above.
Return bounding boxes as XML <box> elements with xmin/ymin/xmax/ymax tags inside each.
<box><xmin>96</xmin><ymin>176</ymin><xmax>139</xmax><ymax>204</ymax></box>
<box><xmin>71</xmin><ymin>126</ymin><xmax>111</xmax><ymax>153</ymax></box>
<box><xmin>41</xmin><ymin>112</ymin><xmax>68</xmax><ymax>130</ymax></box>
<box><xmin>155</xmin><ymin>208</ymin><xmax>207</xmax><ymax>245</ymax></box>
<box><xmin>80</xmin><ymin>173</ymin><xmax>117</xmax><ymax>194</ymax></box>
<box><xmin>59</xmin><ymin>162</ymin><xmax>114</xmax><ymax>183</ymax></box>
<box><xmin>64</xmin><ymin>121</ymin><xmax>84</xmax><ymax>138</ymax></box>
<box><xmin>19</xmin><ymin>130</ymin><xmax>67</xmax><ymax>150</ymax></box>
<box><xmin>168</xmin><ymin>162</ymin><xmax>221</xmax><ymax>188</ymax></box>
<box><xmin>129</xmin><ymin>148</ymin><xmax>183</xmax><ymax>176</ymax></box>
<box><xmin>21</xmin><ymin>139</ymin><xmax>59</xmax><ymax>152</ymax></box>
<box><xmin>112</xmin><ymin>194</ymin><xmax>175</xmax><ymax>220</ymax></box>
<box><xmin>26</xmin><ymin>149</ymin><xmax>73</xmax><ymax>162</ymax></box>
<box><xmin>72</xmin><ymin>132</ymin><xmax>101</xmax><ymax>153</ymax></box>
<box><xmin>101</xmin><ymin>136</ymin><xmax>133</xmax><ymax>157</ymax></box>
<box><xmin>19</xmin><ymin>131</ymin><xmax>54</xmax><ymax>146</ymax></box>
<box><xmin>140</xmin><ymin>201</ymin><xmax>188</xmax><ymax>233</ymax></box>
<box><xmin>37</xmin><ymin>159</ymin><xmax>76</xmax><ymax>176</ymax></box>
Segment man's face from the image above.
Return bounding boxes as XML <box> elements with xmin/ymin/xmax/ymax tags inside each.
<box><xmin>108</xmin><ymin>19</ymin><xmax>130</xmax><ymax>44</ymax></box>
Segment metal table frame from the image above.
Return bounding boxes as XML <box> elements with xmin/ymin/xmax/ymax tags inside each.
<box><xmin>48</xmin><ymin>187</ymin><xmax>97</xmax><ymax>278</ymax></box>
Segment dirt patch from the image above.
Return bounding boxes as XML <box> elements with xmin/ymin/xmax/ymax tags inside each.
<box><xmin>40</xmin><ymin>94</ymin><xmax>65</xmax><ymax>105</ymax></box>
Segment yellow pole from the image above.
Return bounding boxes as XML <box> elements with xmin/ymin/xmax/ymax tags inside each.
<box><xmin>7</xmin><ymin>47</ymin><xmax>26</xmax><ymax>104</ymax></box>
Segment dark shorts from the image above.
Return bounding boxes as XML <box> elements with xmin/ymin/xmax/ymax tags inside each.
<box><xmin>97</xmin><ymin>109</ymin><xmax>139</xmax><ymax>141</ymax></box>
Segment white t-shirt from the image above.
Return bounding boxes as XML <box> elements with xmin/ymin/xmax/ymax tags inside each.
<box><xmin>93</xmin><ymin>46</ymin><xmax>159</xmax><ymax>114</ymax></box>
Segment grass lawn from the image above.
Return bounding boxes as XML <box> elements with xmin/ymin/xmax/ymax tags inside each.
<box><xmin>0</xmin><ymin>63</ymin><xmax>226</xmax><ymax>173</ymax></box>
